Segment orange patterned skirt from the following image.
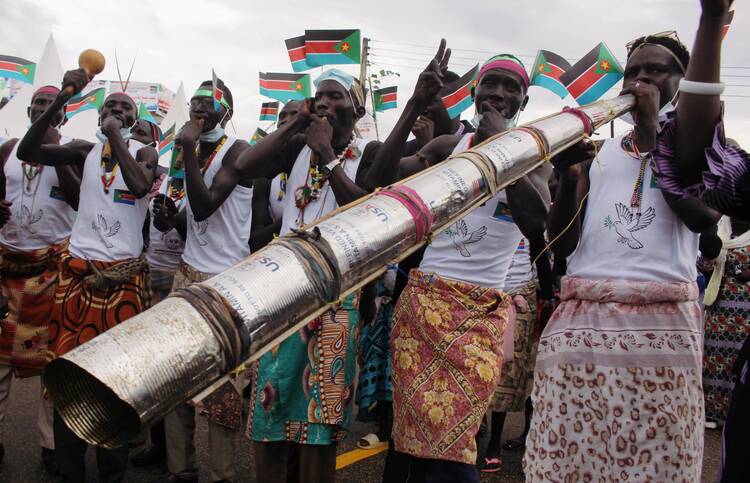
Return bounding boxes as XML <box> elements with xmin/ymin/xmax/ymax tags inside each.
<box><xmin>0</xmin><ymin>243</ymin><xmax>66</xmax><ymax>376</ymax></box>
<box><xmin>48</xmin><ymin>252</ymin><xmax>149</xmax><ymax>358</ymax></box>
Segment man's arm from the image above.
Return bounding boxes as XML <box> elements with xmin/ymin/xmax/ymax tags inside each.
<box><xmin>662</xmin><ymin>193</ymin><xmax>721</xmax><ymax>233</ymax></box>
<box><xmin>18</xmin><ymin>69</ymin><xmax>91</xmax><ymax>167</ymax></box>
<box><xmin>674</xmin><ymin>0</ymin><xmax>732</xmax><ymax>184</ymax></box>
<box><xmin>54</xmin><ymin>165</ymin><xmax>82</xmax><ymax>210</ymax></box>
<box><xmin>364</xmin><ymin>40</ymin><xmax>451</xmax><ymax>190</ymax></box>
<box><xmin>0</xmin><ymin>139</ymin><xmax>17</xmax><ymax>199</ymax></box>
<box><xmin>398</xmin><ymin>135</ymin><xmax>460</xmax><ymax>180</ymax></box>
<box><xmin>235</xmin><ymin>114</ymin><xmax>309</xmax><ymax>180</ymax></box>
<box><xmin>249</xmin><ymin>178</ymin><xmax>277</xmax><ymax>252</ymax></box>
<box><xmin>506</xmin><ymin>164</ymin><xmax>552</xmax><ymax>241</ymax></box>
<box><xmin>101</xmin><ymin>116</ymin><xmax>156</xmax><ymax>199</ymax></box>
<box><xmin>179</xmin><ymin>121</ymin><xmax>248</xmax><ymax>222</ymax></box>
<box><xmin>547</xmin><ymin>140</ymin><xmax>597</xmax><ymax>259</ymax></box>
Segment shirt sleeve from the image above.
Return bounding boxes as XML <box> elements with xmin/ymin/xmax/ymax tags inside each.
<box><xmin>651</xmin><ymin>118</ymin><xmax>750</xmax><ymax>219</ymax></box>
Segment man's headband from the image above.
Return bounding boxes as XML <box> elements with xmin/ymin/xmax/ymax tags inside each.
<box><xmin>478</xmin><ymin>54</ymin><xmax>530</xmax><ymax>90</ymax></box>
<box><xmin>33</xmin><ymin>85</ymin><xmax>60</xmax><ymax>99</ymax></box>
<box><xmin>628</xmin><ymin>42</ymin><xmax>687</xmax><ymax>74</ymax></box>
<box><xmin>193</xmin><ymin>89</ymin><xmax>231</xmax><ymax>110</ymax></box>
<box><xmin>314</xmin><ymin>69</ymin><xmax>365</xmax><ymax>109</ymax></box>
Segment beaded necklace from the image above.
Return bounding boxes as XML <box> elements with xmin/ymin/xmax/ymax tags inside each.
<box><xmin>165</xmin><ymin>136</ymin><xmax>226</xmax><ymax>203</ymax></box>
<box><xmin>100</xmin><ymin>160</ymin><xmax>119</xmax><ymax>194</ymax></box>
<box><xmin>294</xmin><ymin>136</ymin><xmax>360</xmax><ymax>226</ymax></box>
<box><xmin>294</xmin><ymin>135</ymin><xmax>356</xmax><ymax>211</ymax></box>
<box><xmin>621</xmin><ymin>130</ymin><xmax>650</xmax><ymax>216</ymax></box>
<box><xmin>21</xmin><ymin>163</ymin><xmax>44</xmax><ymax>192</ymax></box>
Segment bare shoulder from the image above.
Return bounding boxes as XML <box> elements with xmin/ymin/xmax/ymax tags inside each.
<box><xmin>0</xmin><ymin>138</ymin><xmax>18</xmax><ymax>165</ymax></box>
<box><xmin>222</xmin><ymin>138</ymin><xmax>249</xmax><ymax>168</ymax></box>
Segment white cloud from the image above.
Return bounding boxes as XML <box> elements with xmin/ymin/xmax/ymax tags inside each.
<box><xmin>2</xmin><ymin>0</ymin><xmax>749</xmax><ymax>146</ymax></box>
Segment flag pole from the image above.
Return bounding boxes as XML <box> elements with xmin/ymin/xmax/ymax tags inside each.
<box><xmin>610</xmin><ymin>120</ymin><xmax>615</xmax><ymax>138</ymax></box>
<box><xmin>359</xmin><ymin>38</ymin><xmax>369</xmax><ymax>86</ymax></box>
<box><xmin>367</xmin><ymin>76</ymin><xmax>380</xmax><ymax>141</ymax></box>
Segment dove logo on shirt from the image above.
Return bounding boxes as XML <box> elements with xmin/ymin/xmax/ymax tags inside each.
<box><xmin>603</xmin><ymin>203</ymin><xmax>656</xmax><ymax>250</ymax></box>
<box><xmin>445</xmin><ymin>219</ymin><xmax>487</xmax><ymax>257</ymax></box>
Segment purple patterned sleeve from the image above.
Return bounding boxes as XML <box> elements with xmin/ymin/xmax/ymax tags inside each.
<box><xmin>651</xmin><ymin>118</ymin><xmax>750</xmax><ymax>219</ymax></box>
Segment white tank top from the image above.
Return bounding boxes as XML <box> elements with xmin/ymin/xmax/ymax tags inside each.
<box><xmin>280</xmin><ymin>138</ymin><xmax>370</xmax><ymax>236</ymax></box>
<box><xmin>503</xmin><ymin>238</ymin><xmax>535</xmax><ymax>293</ymax></box>
<box><xmin>566</xmin><ymin>135</ymin><xmax>699</xmax><ymax>283</ymax></box>
<box><xmin>419</xmin><ymin>134</ymin><xmax>523</xmax><ymax>289</ymax></box>
<box><xmin>69</xmin><ymin>141</ymin><xmax>150</xmax><ymax>261</ymax></box>
<box><xmin>182</xmin><ymin>137</ymin><xmax>253</xmax><ymax>275</ymax></box>
<box><xmin>0</xmin><ymin>140</ymin><xmax>76</xmax><ymax>250</ymax></box>
<box><xmin>147</xmin><ymin>176</ymin><xmax>186</xmax><ymax>271</ymax></box>
<box><xmin>268</xmin><ymin>173</ymin><xmax>285</xmax><ymax>222</ymax></box>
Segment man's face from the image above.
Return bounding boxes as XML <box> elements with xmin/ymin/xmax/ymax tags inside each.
<box><xmin>314</xmin><ymin>80</ymin><xmax>357</xmax><ymax>131</ymax></box>
<box><xmin>29</xmin><ymin>92</ymin><xmax>63</xmax><ymax>125</ymax></box>
<box><xmin>623</xmin><ymin>45</ymin><xmax>683</xmax><ymax>108</ymax></box>
<box><xmin>278</xmin><ymin>101</ymin><xmax>301</xmax><ymax>127</ymax></box>
<box><xmin>473</xmin><ymin>68</ymin><xmax>527</xmax><ymax>118</ymax></box>
<box><xmin>130</xmin><ymin>119</ymin><xmax>155</xmax><ymax>146</ymax></box>
<box><xmin>189</xmin><ymin>89</ymin><xmax>229</xmax><ymax>133</ymax></box>
<box><xmin>100</xmin><ymin>93</ymin><xmax>137</xmax><ymax>129</ymax></box>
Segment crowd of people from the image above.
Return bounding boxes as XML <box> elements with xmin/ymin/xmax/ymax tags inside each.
<box><xmin>0</xmin><ymin>1</ymin><xmax>748</xmax><ymax>482</ymax></box>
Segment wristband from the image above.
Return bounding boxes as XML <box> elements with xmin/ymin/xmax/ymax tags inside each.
<box><xmin>321</xmin><ymin>159</ymin><xmax>341</xmax><ymax>177</ymax></box>
<box><xmin>679</xmin><ymin>79</ymin><xmax>725</xmax><ymax>96</ymax></box>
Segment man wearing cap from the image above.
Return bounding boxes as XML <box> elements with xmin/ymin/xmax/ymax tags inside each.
<box><xmin>151</xmin><ymin>78</ymin><xmax>250</xmax><ymax>483</ymax></box>
<box><xmin>524</xmin><ymin>13</ymin><xmax>722</xmax><ymax>480</ymax></box>
<box><xmin>0</xmin><ymin>85</ymin><xmax>78</xmax><ymax>473</ymax></box>
<box><xmin>18</xmin><ymin>68</ymin><xmax>158</xmax><ymax>483</ymax></box>
<box><xmin>237</xmin><ymin>68</ymin><xmax>382</xmax><ymax>483</ymax></box>
<box><xmin>368</xmin><ymin>43</ymin><xmax>551</xmax><ymax>482</ymax></box>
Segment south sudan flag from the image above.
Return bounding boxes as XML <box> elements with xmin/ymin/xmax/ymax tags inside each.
<box><xmin>0</xmin><ymin>55</ymin><xmax>36</xmax><ymax>84</ymax></box>
<box><xmin>159</xmin><ymin>124</ymin><xmax>176</xmax><ymax>157</ymax></box>
<box><xmin>560</xmin><ymin>42</ymin><xmax>623</xmax><ymax>106</ymax></box>
<box><xmin>530</xmin><ymin>50</ymin><xmax>571</xmax><ymax>99</ymax></box>
<box><xmin>249</xmin><ymin>127</ymin><xmax>268</xmax><ymax>146</ymax></box>
<box><xmin>373</xmin><ymin>86</ymin><xmax>397</xmax><ymax>112</ymax></box>
<box><xmin>260</xmin><ymin>101</ymin><xmax>279</xmax><ymax>122</ymax></box>
<box><xmin>259</xmin><ymin>72</ymin><xmax>310</xmax><ymax>103</ymax></box>
<box><xmin>285</xmin><ymin>35</ymin><xmax>315</xmax><ymax>72</ymax></box>
<box><xmin>304</xmin><ymin>29</ymin><xmax>361</xmax><ymax>67</ymax></box>
<box><xmin>113</xmin><ymin>189</ymin><xmax>136</xmax><ymax>205</ymax></box>
<box><xmin>441</xmin><ymin>64</ymin><xmax>479</xmax><ymax>119</ymax></box>
<box><xmin>65</xmin><ymin>87</ymin><xmax>105</xmax><ymax>119</ymax></box>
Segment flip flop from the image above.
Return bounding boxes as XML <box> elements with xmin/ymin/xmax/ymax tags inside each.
<box><xmin>357</xmin><ymin>433</ymin><xmax>388</xmax><ymax>450</ymax></box>
<box><xmin>479</xmin><ymin>457</ymin><xmax>503</xmax><ymax>473</ymax></box>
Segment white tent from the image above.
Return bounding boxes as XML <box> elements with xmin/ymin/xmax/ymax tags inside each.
<box><xmin>157</xmin><ymin>81</ymin><xmax>189</xmax><ymax>166</ymax></box>
<box><xmin>61</xmin><ymin>109</ymin><xmax>98</xmax><ymax>142</ymax></box>
<box><xmin>32</xmin><ymin>34</ymin><xmax>63</xmax><ymax>90</ymax></box>
<box><xmin>0</xmin><ymin>83</ymin><xmax>32</xmax><ymax>139</ymax></box>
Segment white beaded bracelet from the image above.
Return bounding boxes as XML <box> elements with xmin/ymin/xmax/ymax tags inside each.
<box><xmin>679</xmin><ymin>79</ymin><xmax>725</xmax><ymax>96</ymax></box>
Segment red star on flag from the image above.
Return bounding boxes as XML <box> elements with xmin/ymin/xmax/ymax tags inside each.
<box><xmin>295</xmin><ymin>82</ymin><xmax>303</xmax><ymax>91</ymax></box>
<box><xmin>340</xmin><ymin>41</ymin><xmax>351</xmax><ymax>52</ymax></box>
<box><xmin>599</xmin><ymin>60</ymin><xmax>610</xmax><ymax>72</ymax></box>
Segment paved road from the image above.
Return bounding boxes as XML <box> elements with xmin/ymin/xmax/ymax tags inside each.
<box><xmin>0</xmin><ymin>376</ymin><xmax>722</xmax><ymax>482</ymax></box>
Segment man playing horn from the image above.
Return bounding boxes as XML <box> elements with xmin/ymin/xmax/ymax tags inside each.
<box><xmin>237</xmin><ymin>68</ymin><xmax>384</xmax><ymax>483</ymax></box>
<box><xmin>152</xmin><ymin>77</ymin><xmax>250</xmax><ymax>483</ymax></box>
<box><xmin>17</xmin><ymin>68</ymin><xmax>158</xmax><ymax>483</ymax></box>
<box><xmin>524</xmin><ymin>4</ymin><xmax>725</xmax><ymax>479</ymax></box>
<box><xmin>369</xmin><ymin>42</ymin><xmax>551</xmax><ymax>482</ymax></box>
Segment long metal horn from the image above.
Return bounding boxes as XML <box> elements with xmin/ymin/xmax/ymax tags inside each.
<box><xmin>44</xmin><ymin>95</ymin><xmax>635</xmax><ymax>449</ymax></box>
